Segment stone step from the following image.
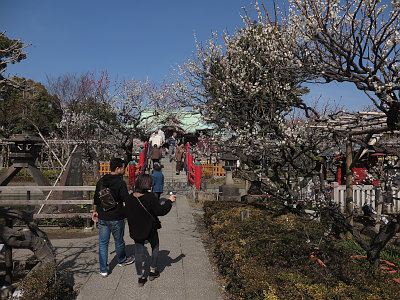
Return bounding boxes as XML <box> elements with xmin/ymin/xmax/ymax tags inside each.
<box><xmin>153</xmin><ymin>157</ymin><xmax>189</xmax><ymax>191</ymax></box>
<box><xmin>164</xmin><ymin>181</ymin><xmax>190</xmax><ymax>192</ymax></box>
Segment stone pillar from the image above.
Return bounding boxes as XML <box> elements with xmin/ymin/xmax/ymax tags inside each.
<box><xmin>219</xmin><ymin>171</ymin><xmax>240</xmax><ymax>201</ymax></box>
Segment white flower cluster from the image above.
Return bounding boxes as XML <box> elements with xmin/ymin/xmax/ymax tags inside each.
<box><xmin>169</xmin><ymin>0</ymin><xmax>399</xmax><ymax>201</ymax></box>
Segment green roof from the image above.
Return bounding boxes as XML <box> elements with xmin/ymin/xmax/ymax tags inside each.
<box><xmin>139</xmin><ymin>110</ymin><xmax>215</xmax><ymax>133</ymax></box>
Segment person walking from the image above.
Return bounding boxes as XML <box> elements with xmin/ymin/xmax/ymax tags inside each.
<box><xmin>149</xmin><ymin>131</ymin><xmax>163</xmax><ymax>149</ymax></box>
<box><xmin>149</xmin><ymin>144</ymin><xmax>162</xmax><ymax>167</ymax></box>
<box><xmin>125</xmin><ymin>174</ymin><xmax>176</xmax><ymax>287</ymax></box>
<box><xmin>167</xmin><ymin>132</ymin><xmax>177</xmax><ymax>162</ymax></box>
<box><xmin>151</xmin><ymin>162</ymin><xmax>164</xmax><ymax>200</ymax></box>
<box><xmin>175</xmin><ymin>143</ymin><xmax>185</xmax><ymax>175</ymax></box>
<box><xmin>92</xmin><ymin>158</ymin><xmax>134</xmax><ymax>277</ymax></box>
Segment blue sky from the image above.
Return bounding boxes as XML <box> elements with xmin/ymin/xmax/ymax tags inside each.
<box><xmin>2</xmin><ymin>0</ymin><xmax>371</xmax><ymax>110</ymax></box>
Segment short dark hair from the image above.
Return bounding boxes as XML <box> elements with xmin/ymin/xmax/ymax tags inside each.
<box><xmin>153</xmin><ymin>163</ymin><xmax>162</xmax><ymax>171</ymax></box>
<box><xmin>135</xmin><ymin>174</ymin><xmax>153</xmax><ymax>192</ymax></box>
<box><xmin>110</xmin><ymin>158</ymin><xmax>125</xmax><ymax>172</ymax></box>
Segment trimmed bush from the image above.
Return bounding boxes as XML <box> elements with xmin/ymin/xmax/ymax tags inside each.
<box><xmin>203</xmin><ymin>201</ymin><xmax>400</xmax><ymax>299</ymax></box>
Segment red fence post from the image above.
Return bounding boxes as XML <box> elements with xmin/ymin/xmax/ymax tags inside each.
<box><xmin>187</xmin><ymin>146</ymin><xmax>195</xmax><ymax>185</ymax></box>
<box><xmin>195</xmin><ymin>158</ymin><xmax>202</xmax><ymax>190</ymax></box>
<box><xmin>139</xmin><ymin>146</ymin><xmax>145</xmax><ymax>169</ymax></box>
<box><xmin>128</xmin><ymin>161</ymin><xmax>136</xmax><ymax>191</ymax></box>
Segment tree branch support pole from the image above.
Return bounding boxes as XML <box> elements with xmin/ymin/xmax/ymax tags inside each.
<box><xmin>375</xmin><ymin>182</ymin><xmax>384</xmax><ymax>233</ymax></box>
<box><xmin>37</xmin><ymin>145</ymin><xmax>78</xmax><ymax>215</ymax></box>
<box><xmin>86</xmin><ymin>191</ymin><xmax>91</xmax><ymax>229</ymax></box>
<box><xmin>345</xmin><ymin>137</ymin><xmax>354</xmax><ymax>239</ymax></box>
<box><xmin>5</xmin><ymin>218</ymin><xmax>13</xmax><ymax>284</ymax></box>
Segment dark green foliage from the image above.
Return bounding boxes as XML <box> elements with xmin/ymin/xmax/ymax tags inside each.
<box><xmin>0</xmin><ymin>33</ymin><xmax>26</xmax><ymax>71</ymax></box>
<box><xmin>0</xmin><ymin>77</ymin><xmax>62</xmax><ymax>138</ymax></box>
<box><xmin>18</xmin><ymin>263</ymin><xmax>77</xmax><ymax>300</ymax></box>
<box><xmin>203</xmin><ymin>201</ymin><xmax>400</xmax><ymax>299</ymax></box>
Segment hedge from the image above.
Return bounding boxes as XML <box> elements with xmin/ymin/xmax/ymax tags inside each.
<box><xmin>203</xmin><ymin>201</ymin><xmax>400</xmax><ymax>299</ymax></box>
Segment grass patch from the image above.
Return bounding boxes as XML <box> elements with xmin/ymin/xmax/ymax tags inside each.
<box><xmin>43</xmin><ymin>228</ymin><xmax>98</xmax><ymax>239</ymax></box>
<box><xmin>338</xmin><ymin>238</ymin><xmax>400</xmax><ymax>268</ymax></box>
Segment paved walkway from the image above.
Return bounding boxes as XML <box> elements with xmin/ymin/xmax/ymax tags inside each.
<box><xmin>10</xmin><ymin>156</ymin><xmax>222</xmax><ymax>299</ymax></box>
<box><xmin>12</xmin><ymin>191</ymin><xmax>221</xmax><ymax>300</ymax></box>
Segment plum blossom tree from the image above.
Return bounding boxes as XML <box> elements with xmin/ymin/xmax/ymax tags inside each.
<box><xmin>288</xmin><ymin>0</ymin><xmax>400</xmax><ymax>125</ymax></box>
<box><xmin>286</xmin><ymin>0</ymin><xmax>400</xmax><ymax>267</ymax></box>
<box><xmin>172</xmin><ymin>0</ymin><xmax>400</xmax><ymax>267</ymax></box>
<box><xmin>171</xmin><ymin>6</ymin><xmax>334</xmax><ymax>199</ymax></box>
<box><xmin>47</xmin><ymin>72</ymin><xmax>172</xmax><ymax>162</ymax></box>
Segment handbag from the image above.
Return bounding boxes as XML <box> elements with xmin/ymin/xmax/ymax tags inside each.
<box><xmin>135</xmin><ymin>196</ymin><xmax>162</xmax><ymax>231</ymax></box>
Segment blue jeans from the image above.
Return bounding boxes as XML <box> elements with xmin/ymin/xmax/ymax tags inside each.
<box><xmin>169</xmin><ymin>145</ymin><xmax>175</xmax><ymax>161</ymax></box>
<box><xmin>98</xmin><ymin>219</ymin><xmax>127</xmax><ymax>273</ymax></box>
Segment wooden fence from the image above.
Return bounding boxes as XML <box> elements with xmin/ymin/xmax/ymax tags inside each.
<box><xmin>0</xmin><ymin>186</ymin><xmax>96</xmax><ymax>225</ymax></box>
<box><xmin>99</xmin><ymin>162</ymin><xmax>129</xmax><ymax>176</ymax></box>
<box><xmin>201</xmin><ymin>163</ymin><xmax>226</xmax><ymax>177</ymax></box>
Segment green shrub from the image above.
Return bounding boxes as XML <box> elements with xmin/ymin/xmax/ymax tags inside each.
<box><xmin>40</xmin><ymin>169</ymin><xmax>61</xmax><ymax>181</ymax></box>
<box><xmin>203</xmin><ymin>201</ymin><xmax>400</xmax><ymax>299</ymax></box>
<box><xmin>36</xmin><ymin>216</ymin><xmax>86</xmax><ymax>228</ymax></box>
<box><xmin>17</xmin><ymin>263</ymin><xmax>76</xmax><ymax>300</ymax></box>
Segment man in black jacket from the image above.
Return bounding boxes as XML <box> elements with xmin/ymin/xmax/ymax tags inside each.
<box><xmin>92</xmin><ymin>158</ymin><xmax>134</xmax><ymax>277</ymax></box>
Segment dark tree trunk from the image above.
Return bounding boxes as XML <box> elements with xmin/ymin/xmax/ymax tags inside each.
<box><xmin>367</xmin><ymin>249</ymin><xmax>381</xmax><ymax>268</ymax></box>
<box><xmin>324</xmin><ymin>206</ymin><xmax>400</xmax><ymax>268</ymax></box>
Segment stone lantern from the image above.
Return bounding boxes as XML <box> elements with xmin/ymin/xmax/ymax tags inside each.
<box><xmin>219</xmin><ymin>152</ymin><xmax>240</xmax><ymax>201</ymax></box>
<box><xmin>221</xmin><ymin>153</ymin><xmax>239</xmax><ymax>171</ymax></box>
<box><xmin>0</xmin><ymin>134</ymin><xmax>51</xmax><ymax>186</ymax></box>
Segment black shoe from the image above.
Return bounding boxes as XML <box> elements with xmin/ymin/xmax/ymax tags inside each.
<box><xmin>149</xmin><ymin>270</ymin><xmax>160</xmax><ymax>281</ymax></box>
<box><xmin>138</xmin><ymin>276</ymin><xmax>147</xmax><ymax>287</ymax></box>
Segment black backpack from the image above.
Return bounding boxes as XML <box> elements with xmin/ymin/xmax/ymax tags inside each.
<box><xmin>98</xmin><ymin>183</ymin><xmax>117</xmax><ymax>211</ymax></box>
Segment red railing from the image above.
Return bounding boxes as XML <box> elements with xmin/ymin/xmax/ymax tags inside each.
<box><xmin>185</xmin><ymin>142</ymin><xmax>201</xmax><ymax>190</ymax></box>
<box><xmin>100</xmin><ymin>142</ymin><xmax>149</xmax><ymax>191</ymax></box>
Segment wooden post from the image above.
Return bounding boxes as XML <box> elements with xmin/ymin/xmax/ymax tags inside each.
<box><xmin>5</xmin><ymin>218</ymin><xmax>13</xmax><ymax>284</ymax></box>
<box><xmin>27</xmin><ymin>190</ymin><xmax>32</xmax><ymax>211</ymax></box>
<box><xmin>240</xmin><ymin>210</ymin><xmax>249</xmax><ymax>220</ymax></box>
<box><xmin>7</xmin><ymin>144</ymin><xmax>10</xmax><ymax>168</ymax></box>
<box><xmin>375</xmin><ymin>182</ymin><xmax>384</xmax><ymax>232</ymax></box>
<box><xmin>86</xmin><ymin>191</ymin><xmax>91</xmax><ymax>229</ymax></box>
<box><xmin>345</xmin><ymin>137</ymin><xmax>354</xmax><ymax>239</ymax></box>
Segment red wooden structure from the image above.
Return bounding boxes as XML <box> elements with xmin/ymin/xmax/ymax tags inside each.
<box><xmin>335</xmin><ymin>153</ymin><xmax>387</xmax><ymax>186</ymax></box>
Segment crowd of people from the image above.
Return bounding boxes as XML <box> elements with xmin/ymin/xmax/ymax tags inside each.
<box><xmin>149</xmin><ymin>130</ymin><xmax>187</xmax><ymax>175</ymax></box>
<box><xmin>92</xmin><ymin>130</ymin><xmax>186</xmax><ymax>287</ymax></box>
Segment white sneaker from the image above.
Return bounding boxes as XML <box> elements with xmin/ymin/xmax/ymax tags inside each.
<box><xmin>100</xmin><ymin>272</ymin><xmax>108</xmax><ymax>278</ymax></box>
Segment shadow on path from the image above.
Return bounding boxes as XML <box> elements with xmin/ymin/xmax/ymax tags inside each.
<box><xmin>157</xmin><ymin>250</ymin><xmax>185</xmax><ymax>274</ymax></box>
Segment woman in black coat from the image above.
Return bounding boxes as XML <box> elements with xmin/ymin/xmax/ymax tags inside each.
<box><xmin>125</xmin><ymin>174</ymin><xmax>176</xmax><ymax>287</ymax></box>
